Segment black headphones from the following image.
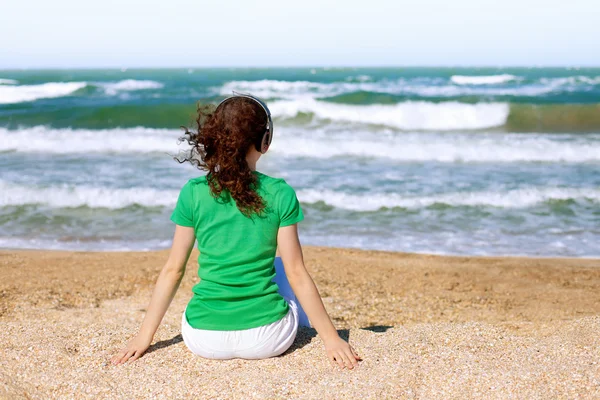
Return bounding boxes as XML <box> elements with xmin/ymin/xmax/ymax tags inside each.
<box><xmin>215</xmin><ymin>92</ymin><xmax>273</xmax><ymax>154</ymax></box>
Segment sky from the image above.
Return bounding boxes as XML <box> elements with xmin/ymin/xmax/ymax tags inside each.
<box><xmin>1</xmin><ymin>0</ymin><xmax>599</xmax><ymax>68</ymax></box>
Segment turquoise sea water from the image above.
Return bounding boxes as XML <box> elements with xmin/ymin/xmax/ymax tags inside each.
<box><xmin>0</xmin><ymin>67</ymin><xmax>599</xmax><ymax>256</ymax></box>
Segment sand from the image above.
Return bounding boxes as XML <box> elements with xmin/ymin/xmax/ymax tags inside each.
<box><xmin>1</xmin><ymin>247</ymin><xmax>600</xmax><ymax>399</ymax></box>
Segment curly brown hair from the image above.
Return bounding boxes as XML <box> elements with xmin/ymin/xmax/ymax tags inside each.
<box><xmin>177</xmin><ymin>97</ymin><xmax>269</xmax><ymax>217</ymax></box>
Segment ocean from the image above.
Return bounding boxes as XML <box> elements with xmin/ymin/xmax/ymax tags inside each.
<box><xmin>0</xmin><ymin>67</ymin><xmax>598</xmax><ymax>257</ymax></box>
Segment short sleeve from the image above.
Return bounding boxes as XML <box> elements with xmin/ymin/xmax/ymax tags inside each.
<box><xmin>278</xmin><ymin>182</ymin><xmax>304</xmax><ymax>227</ymax></box>
<box><xmin>170</xmin><ymin>181</ymin><xmax>195</xmax><ymax>227</ymax></box>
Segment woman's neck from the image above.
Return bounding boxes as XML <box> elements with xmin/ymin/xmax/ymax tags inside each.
<box><xmin>246</xmin><ymin>151</ymin><xmax>259</xmax><ymax>171</ymax></box>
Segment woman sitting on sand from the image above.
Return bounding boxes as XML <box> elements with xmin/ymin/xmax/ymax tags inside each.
<box><xmin>111</xmin><ymin>94</ymin><xmax>360</xmax><ymax>369</ymax></box>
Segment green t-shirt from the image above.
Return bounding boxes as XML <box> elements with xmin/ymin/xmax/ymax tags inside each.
<box><xmin>170</xmin><ymin>171</ymin><xmax>304</xmax><ymax>331</ymax></box>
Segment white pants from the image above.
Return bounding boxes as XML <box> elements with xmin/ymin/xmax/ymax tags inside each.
<box><xmin>181</xmin><ymin>257</ymin><xmax>309</xmax><ymax>360</ymax></box>
<box><xmin>181</xmin><ymin>299</ymin><xmax>298</xmax><ymax>359</ymax></box>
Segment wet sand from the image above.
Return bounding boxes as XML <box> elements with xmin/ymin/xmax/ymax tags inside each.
<box><xmin>1</xmin><ymin>248</ymin><xmax>600</xmax><ymax>399</ymax></box>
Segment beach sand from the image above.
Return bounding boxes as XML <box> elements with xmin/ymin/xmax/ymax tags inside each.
<box><xmin>1</xmin><ymin>247</ymin><xmax>600</xmax><ymax>399</ymax></box>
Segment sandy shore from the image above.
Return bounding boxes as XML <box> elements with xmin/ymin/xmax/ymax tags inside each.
<box><xmin>1</xmin><ymin>247</ymin><xmax>600</xmax><ymax>399</ymax></box>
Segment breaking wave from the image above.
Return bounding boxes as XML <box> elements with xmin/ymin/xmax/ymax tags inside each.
<box><xmin>97</xmin><ymin>79</ymin><xmax>164</xmax><ymax>95</ymax></box>
<box><xmin>0</xmin><ymin>81</ymin><xmax>87</xmax><ymax>104</ymax></box>
<box><xmin>270</xmin><ymin>99</ymin><xmax>509</xmax><ymax>130</ymax></box>
<box><xmin>0</xmin><ymin>79</ymin><xmax>164</xmax><ymax>104</ymax></box>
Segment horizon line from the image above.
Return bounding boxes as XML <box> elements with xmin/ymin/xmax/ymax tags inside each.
<box><xmin>1</xmin><ymin>64</ymin><xmax>599</xmax><ymax>71</ymax></box>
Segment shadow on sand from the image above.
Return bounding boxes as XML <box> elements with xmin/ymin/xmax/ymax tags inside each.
<box><xmin>145</xmin><ymin>325</ymin><xmax>393</xmax><ymax>356</ymax></box>
<box><xmin>145</xmin><ymin>334</ymin><xmax>183</xmax><ymax>355</ymax></box>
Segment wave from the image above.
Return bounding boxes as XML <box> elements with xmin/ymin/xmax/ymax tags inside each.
<box><xmin>0</xmin><ymin>78</ymin><xmax>18</xmax><ymax>85</ymax></box>
<box><xmin>297</xmin><ymin>187</ymin><xmax>600</xmax><ymax>211</ymax></box>
<box><xmin>98</xmin><ymin>79</ymin><xmax>164</xmax><ymax>95</ymax></box>
<box><xmin>0</xmin><ymin>81</ymin><xmax>87</xmax><ymax>104</ymax></box>
<box><xmin>270</xmin><ymin>99</ymin><xmax>509</xmax><ymax>130</ymax></box>
<box><xmin>0</xmin><ymin>180</ymin><xmax>178</xmax><ymax>209</ymax></box>
<box><xmin>2</xmin><ymin>126</ymin><xmax>599</xmax><ymax>162</ymax></box>
<box><xmin>0</xmin><ymin>126</ymin><xmax>183</xmax><ymax>154</ymax></box>
<box><xmin>451</xmin><ymin>74</ymin><xmax>519</xmax><ymax>85</ymax></box>
<box><xmin>272</xmin><ymin>101</ymin><xmax>600</xmax><ymax>132</ymax></box>
<box><xmin>219</xmin><ymin>78</ymin><xmax>476</xmax><ymax>99</ymax></box>
<box><xmin>219</xmin><ymin>79</ymin><xmax>332</xmax><ymax>98</ymax></box>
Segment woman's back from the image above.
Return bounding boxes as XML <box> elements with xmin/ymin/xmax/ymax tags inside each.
<box><xmin>113</xmin><ymin>94</ymin><xmax>359</xmax><ymax>368</ymax></box>
<box><xmin>171</xmin><ymin>171</ymin><xmax>303</xmax><ymax>330</ymax></box>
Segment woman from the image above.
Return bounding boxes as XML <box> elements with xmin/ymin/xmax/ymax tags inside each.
<box><xmin>111</xmin><ymin>94</ymin><xmax>360</xmax><ymax>369</ymax></box>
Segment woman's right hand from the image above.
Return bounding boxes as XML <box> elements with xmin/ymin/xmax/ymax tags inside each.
<box><xmin>111</xmin><ymin>334</ymin><xmax>152</xmax><ymax>365</ymax></box>
<box><xmin>324</xmin><ymin>336</ymin><xmax>361</xmax><ymax>369</ymax></box>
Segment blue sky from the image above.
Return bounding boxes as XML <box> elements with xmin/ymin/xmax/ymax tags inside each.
<box><xmin>1</xmin><ymin>0</ymin><xmax>598</xmax><ymax>68</ymax></box>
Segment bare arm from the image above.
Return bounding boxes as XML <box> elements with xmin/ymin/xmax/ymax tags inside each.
<box><xmin>277</xmin><ymin>224</ymin><xmax>361</xmax><ymax>369</ymax></box>
<box><xmin>111</xmin><ymin>225</ymin><xmax>195</xmax><ymax>365</ymax></box>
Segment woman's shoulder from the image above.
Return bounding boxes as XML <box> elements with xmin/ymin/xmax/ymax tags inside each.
<box><xmin>177</xmin><ymin>176</ymin><xmax>208</xmax><ymax>199</ymax></box>
<box><xmin>255</xmin><ymin>171</ymin><xmax>294</xmax><ymax>190</ymax></box>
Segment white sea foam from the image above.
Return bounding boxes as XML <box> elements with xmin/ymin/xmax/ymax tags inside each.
<box><xmin>0</xmin><ymin>79</ymin><xmax>164</xmax><ymax>104</ymax></box>
<box><xmin>0</xmin><ymin>82</ymin><xmax>87</xmax><ymax>104</ymax></box>
<box><xmin>297</xmin><ymin>187</ymin><xmax>600</xmax><ymax>211</ymax></box>
<box><xmin>270</xmin><ymin>99</ymin><xmax>510</xmax><ymax>130</ymax></box>
<box><xmin>0</xmin><ymin>237</ymin><xmax>172</xmax><ymax>251</ymax></box>
<box><xmin>272</xmin><ymin>131</ymin><xmax>600</xmax><ymax>163</ymax></box>
<box><xmin>0</xmin><ymin>180</ymin><xmax>178</xmax><ymax>208</ymax></box>
<box><xmin>99</xmin><ymin>79</ymin><xmax>164</xmax><ymax>95</ymax></box>
<box><xmin>0</xmin><ymin>126</ymin><xmax>183</xmax><ymax>154</ymax></box>
<box><xmin>451</xmin><ymin>74</ymin><xmax>519</xmax><ymax>85</ymax></box>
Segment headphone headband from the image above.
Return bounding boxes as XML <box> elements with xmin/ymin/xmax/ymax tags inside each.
<box><xmin>216</xmin><ymin>92</ymin><xmax>273</xmax><ymax>154</ymax></box>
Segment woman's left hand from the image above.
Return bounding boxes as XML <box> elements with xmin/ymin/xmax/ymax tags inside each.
<box><xmin>324</xmin><ymin>336</ymin><xmax>361</xmax><ymax>369</ymax></box>
<box><xmin>111</xmin><ymin>334</ymin><xmax>152</xmax><ymax>365</ymax></box>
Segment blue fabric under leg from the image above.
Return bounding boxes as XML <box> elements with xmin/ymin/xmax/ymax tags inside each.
<box><xmin>273</xmin><ymin>256</ymin><xmax>311</xmax><ymax>327</ymax></box>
